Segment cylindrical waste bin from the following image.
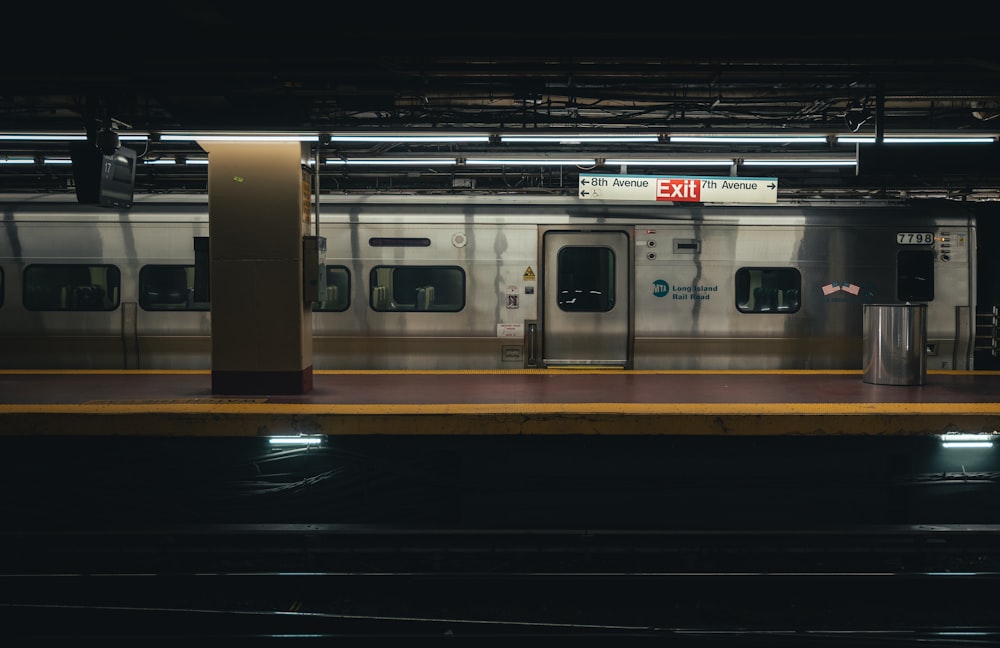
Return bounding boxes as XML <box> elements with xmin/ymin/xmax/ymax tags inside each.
<box><xmin>862</xmin><ymin>303</ymin><xmax>927</xmax><ymax>385</ymax></box>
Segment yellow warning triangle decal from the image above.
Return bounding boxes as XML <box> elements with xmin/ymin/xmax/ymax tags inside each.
<box><xmin>523</xmin><ymin>266</ymin><xmax>536</xmax><ymax>280</ymax></box>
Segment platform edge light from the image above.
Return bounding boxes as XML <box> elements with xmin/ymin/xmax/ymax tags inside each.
<box><xmin>268</xmin><ymin>434</ymin><xmax>325</xmax><ymax>447</ymax></box>
<box><xmin>939</xmin><ymin>431</ymin><xmax>999</xmax><ymax>448</ymax></box>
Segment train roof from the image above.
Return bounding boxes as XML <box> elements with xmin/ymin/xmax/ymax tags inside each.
<box><xmin>0</xmin><ymin>192</ymin><xmax>978</xmax><ymax>227</ymax></box>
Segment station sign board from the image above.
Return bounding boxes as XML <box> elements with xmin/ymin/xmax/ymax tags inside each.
<box><xmin>578</xmin><ymin>174</ymin><xmax>778</xmax><ymax>204</ymax></box>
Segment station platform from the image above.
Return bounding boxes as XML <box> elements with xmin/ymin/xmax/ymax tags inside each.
<box><xmin>2</xmin><ymin>368</ymin><xmax>999</xmax><ymax>437</ymax></box>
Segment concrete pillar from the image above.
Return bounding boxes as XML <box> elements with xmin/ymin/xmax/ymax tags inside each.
<box><xmin>200</xmin><ymin>140</ymin><xmax>313</xmax><ymax>394</ymax></box>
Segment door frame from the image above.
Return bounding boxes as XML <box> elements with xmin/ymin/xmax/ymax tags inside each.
<box><xmin>538</xmin><ymin>225</ymin><xmax>634</xmax><ymax>369</ymax></box>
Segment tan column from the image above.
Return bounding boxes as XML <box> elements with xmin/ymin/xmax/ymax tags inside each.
<box><xmin>200</xmin><ymin>140</ymin><xmax>313</xmax><ymax>394</ymax></box>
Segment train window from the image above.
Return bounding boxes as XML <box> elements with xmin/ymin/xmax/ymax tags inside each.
<box><xmin>139</xmin><ymin>265</ymin><xmax>210</xmax><ymax>311</ymax></box>
<box><xmin>557</xmin><ymin>246</ymin><xmax>615</xmax><ymax>312</ymax></box>
<box><xmin>313</xmin><ymin>265</ymin><xmax>350</xmax><ymax>312</ymax></box>
<box><xmin>897</xmin><ymin>249</ymin><xmax>935</xmax><ymax>302</ymax></box>
<box><xmin>23</xmin><ymin>264</ymin><xmax>121</xmax><ymax>311</ymax></box>
<box><xmin>735</xmin><ymin>267</ymin><xmax>801</xmax><ymax>313</ymax></box>
<box><xmin>0</xmin><ymin>267</ymin><xmax>3</xmax><ymax>308</ymax></box>
<box><xmin>369</xmin><ymin>265</ymin><xmax>465</xmax><ymax>312</ymax></box>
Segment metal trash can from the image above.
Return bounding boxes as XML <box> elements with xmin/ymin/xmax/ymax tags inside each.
<box><xmin>862</xmin><ymin>303</ymin><xmax>927</xmax><ymax>385</ymax></box>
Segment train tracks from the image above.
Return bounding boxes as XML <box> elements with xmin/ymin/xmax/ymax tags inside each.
<box><xmin>2</xmin><ymin>524</ymin><xmax>1000</xmax><ymax>644</ymax></box>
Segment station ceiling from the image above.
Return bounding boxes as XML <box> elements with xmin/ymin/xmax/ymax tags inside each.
<box><xmin>4</xmin><ymin>15</ymin><xmax>1000</xmax><ymax>201</ymax></box>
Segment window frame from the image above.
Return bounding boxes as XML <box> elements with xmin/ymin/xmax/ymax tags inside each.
<box><xmin>313</xmin><ymin>264</ymin><xmax>351</xmax><ymax>312</ymax></box>
<box><xmin>368</xmin><ymin>264</ymin><xmax>466</xmax><ymax>312</ymax></box>
<box><xmin>138</xmin><ymin>264</ymin><xmax>210</xmax><ymax>312</ymax></box>
<box><xmin>735</xmin><ymin>266</ymin><xmax>802</xmax><ymax>314</ymax></box>
<box><xmin>23</xmin><ymin>263</ymin><xmax>121</xmax><ymax>312</ymax></box>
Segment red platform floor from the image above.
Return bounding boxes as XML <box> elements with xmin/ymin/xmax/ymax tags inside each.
<box><xmin>1</xmin><ymin>369</ymin><xmax>998</xmax><ymax>438</ymax></box>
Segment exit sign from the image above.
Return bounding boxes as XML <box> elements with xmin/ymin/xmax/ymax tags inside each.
<box><xmin>579</xmin><ymin>174</ymin><xmax>778</xmax><ymax>204</ymax></box>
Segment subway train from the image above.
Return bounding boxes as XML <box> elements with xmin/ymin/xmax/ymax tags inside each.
<box><xmin>0</xmin><ymin>193</ymin><xmax>979</xmax><ymax>371</ymax></box>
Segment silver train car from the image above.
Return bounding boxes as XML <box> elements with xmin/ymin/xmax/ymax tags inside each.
<box><xmin>0</xmin><ymin>193</ymin><xmax>978</xmax><ymax>371</ymax></box>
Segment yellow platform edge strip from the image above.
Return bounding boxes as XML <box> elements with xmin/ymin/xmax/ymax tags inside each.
<box><xmin>2</xmin><ymin>402</ymin><xmax>999</xmax><ymax>416</ymax></box>
<box><xmin>3</xmin><ymin>369</ymin><xmax>1000</xmax><ymax>376</ymax></box>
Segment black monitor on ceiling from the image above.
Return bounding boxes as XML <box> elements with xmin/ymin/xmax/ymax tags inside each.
<box><xmin>69</xmin><ymin>141</ymin><xmax>137</xmax><ymax>208</ymax></box>
<box><xmin>98</xmin><ymin>146</ymin><xmax>136</xmax><ymax>208</ymax></box>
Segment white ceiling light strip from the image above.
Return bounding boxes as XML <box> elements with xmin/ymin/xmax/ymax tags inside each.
<box><xmin>605</xmin><ymin>158</ymin><xmax>734</xmax><ymax>167</ymax></box>
<box><xmin>743</xmin><ymin>158</ymin><xmax>857</xmax><ymax>167</ymax></box>
<box><xmin>500</xmin><ymin>133</ymin><xmax>660</xmax><ymax>144</ymax></box>
<box><xmin>161</xmin><ymin>133</ymin><xmax>320</xmax><ymax>142</ymax></box>
<box><xmin>669</xmin><ymin>134</ymin><xmax>830</xmax><ymax>144</ymax></box>
<box><xmin>327</xmin><ymin>133</ymin><xmax>491</xmax><ymax>143</ymax></box>
<box><xmin>837</xmin><ymin>135</ymin><xmax>996</xmax><ymax>144</ymax></box>
<box><xmin>325</xmin><ymin>157</ymin><xmax>458</xmax><ymax>166</ymax></box>
<box><xmin>465</xmin><ymin>157</ymin><xmax>597</xmax><ymax>166</ymax></box>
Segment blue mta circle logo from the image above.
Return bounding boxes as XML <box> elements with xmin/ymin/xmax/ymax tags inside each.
<box><xmin>653</xmin><ymin>280</ymin><xmax>670</xmax><ymax>297</ymax></box>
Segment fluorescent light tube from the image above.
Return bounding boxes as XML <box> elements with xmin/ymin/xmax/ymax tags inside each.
<box><xmin>327</xmin><ymin>157</ymin><xmax>458</xmax><ymax>166</ymax></box>
<box><xmin>162</xmin><ymin>133</ymin><xmax>320</xmax><ymax>142</ymax></box>
<box><xmin>268</xmin><ymin>435</ymin><xmax>324</xmax><ymax>446</ymax></box>
<box><xmin>0</xmin><ymin>133</ymin><xmax>87</xmax><ymax>141</ymax></box>
<box><xmin>838</xmin><ymin>136</ymin><xmax>996</xmax><ymax>144</ymax></box>
<box><xmin>942</xmin><ymin>433</ymin><xmax>996</xmax><ymax>441</ymax></box>
<box><xmin>500</xmin><ymin>134</ymin><xmax>659</xmax><ymax>143</ymax></box>
<box><xmin>0</xmin><ymin>133</ymin><xmax>146</xmax><ymax>142</ymax></box>
<box><xmin>743</xmin><ymin>158</ymin><xmax>857</xmax><ymax>167</ymax></box>
<box><xmin>605</xmin><ymin>158</ymin><xmax>734</xmax><ymax>166</ymax></box>
<box><xmin>464</xmin><ymin>158</ymin><xmax>597</xmax><ymax>166</ymax></box>
<box><xmin>942</xmin><ymin>441</ymin><xmax>994</xmax><ymax>448</ymax></box>
<box><xmin>670</xmin><ymin>135</ymin><xmax>829</xmax><ymax>144</ymax></box>
<box><xmin>327</xmin><ymin>134</ymin><xmax>490</xmax><ymax>143</ymax></box>
<box><xmin>940</xmin><ymin>432</ymin><xmax>997</xmax><ymax>448</ymax></box>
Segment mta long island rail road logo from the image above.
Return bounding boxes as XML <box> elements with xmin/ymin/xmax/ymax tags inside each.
<box><xmin>653</xmin><ymin>279</ymin><xmax>718</xmax><ymax>300</ymax></box>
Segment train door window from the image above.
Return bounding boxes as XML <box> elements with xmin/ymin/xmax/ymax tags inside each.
<box><xmin>369</xmin><ymin>265</ymin><xmax>465</xmax><ymax>312</ymax></box>
<box><xmin>556</xmin><ymin>246</ymin><xmax>615</xmax><ymax>312</ymax></box>
<box><xmin>313</xmin><ymin>265</ymin><xmax>350</xmax><ymax>312</ymax></box>
<box><xmin>23</xmin><ymin>264</ymin><xmax>121</xmax><ymax>311</ymax></box>
<box><xmin>139</xmin><ymin>264</ymin><xmax>209</xmax><ymax>311</ymax></box>
<box><xmin>735</xmin><ymin>267</ymin><xmax>801</xmax><ymax>313</ymax></box>
<box><xmin>897</xmin><ymin>249</ymin><xmax>934</xmax><ymax>302</ymax></box>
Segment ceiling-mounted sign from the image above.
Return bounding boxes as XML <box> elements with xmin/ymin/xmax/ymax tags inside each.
<box><xmin>578</xmin><ymin>174</ymin><xmax>778</xmax><ymax>204</ymax></box>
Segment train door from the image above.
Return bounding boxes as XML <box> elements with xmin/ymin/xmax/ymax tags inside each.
<box><xmin>541</xmin><ymin>229</ymin><xmax>632</xmax><ymax>368</ymax></box>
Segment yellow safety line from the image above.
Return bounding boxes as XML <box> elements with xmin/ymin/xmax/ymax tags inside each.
<box><xmin>0</xmin><ymin>369</ymin><xmax>209</xmax><ymax>375</ymax></box>
<box><xmin>2</xmin><ymin>402</ymin><xmax>999</xmax><ymax>416</ymax></box>
<box><xmin>2</xmin><ymin>369</ymin><xmax>1000</xmax><ymax>376</ymax></box>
